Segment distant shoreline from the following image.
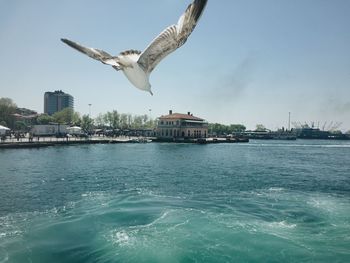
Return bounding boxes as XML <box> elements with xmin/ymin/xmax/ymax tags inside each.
<box><xmin>0</xmin><ymin>136</ymin><xmax>249</xmax><ymax>149</ymax></box>
<box><xmin>0</xmin><ymin>138</ymin><xmax>131</xmax><ymax>149</ymax></box>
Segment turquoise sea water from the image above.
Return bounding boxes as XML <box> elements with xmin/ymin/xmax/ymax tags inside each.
<box><xmin>0</xmin><ymin>140</ymin><xmax>349</xmax><ymax>262</ymax></box>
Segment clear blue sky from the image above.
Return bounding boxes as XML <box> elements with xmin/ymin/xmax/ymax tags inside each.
<box><xmin>1</xmin><ymin>0</ymin><xmax>350</xmax><ymax>131</ymax></box>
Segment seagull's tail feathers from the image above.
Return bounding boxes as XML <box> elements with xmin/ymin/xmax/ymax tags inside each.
<box><xmin>61</xmin><ymin>38</ymin><xmax>120</xmax><ymax>67</ymax></box>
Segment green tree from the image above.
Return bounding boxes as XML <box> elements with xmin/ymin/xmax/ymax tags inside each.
<box><xmin>145</xmin><ymin>118</ymin><xmax>156</xmax><ymax>129</ymax></box>
<box><xmin>72</xmin><ymin>112</ymin><xmax>81</xmax><ymax>126</ymax></box>
<box><xmin>0</xmin><ymin>98</ymin><xmax>17</xmax><ymax>129</ymax></box>
<box><xmin>81</xmin><ymin>114</ymin><xmax>94</xmax><ymax>133</ymax></box>
<box><xmin>229</xmin><ymin>124</ymin><xmax>246</xmax><ymax>133</ymax></box>
<box><xmin>52</xmin><ymin>108</ymin><xmax>75</xmax><ymax>124</ymax></box>
<box><xmin>255</xmin><ymin>124</ymin><xmax>267</xmax><ymax>132</ymax></box>
<box><xmin>105</xmin><ymin>110</ymin><xmax>120</xmax><ymax>129</ymax></box>
<box><xmin>208</xmin><ymin>123</ymin><xmax>226</xmax><ymax>135</ymax></box>
<box><xmin>95</xmin><ymin>113</ymin><xmax>106</xmax><ymax>128</ymax></box>
<box><xmin>209</xmin><ymin>123</ymin><xmax>246</xmax><ymax>135</ymax></box>
<box><xmin>105</xmin><ymin>112</ymin><xmax>112</xmax><ymax>127</ymax></box>
<box><xmin>36</xmin><ymin>114</ymin><xmax>54</xmax><ymax>125</ymax></box>
<box><xmin>142</xmin><ymin>114</ymin><xmax>148</xmax><ymax>126</ymax></box>
<box><xmin>132</xmin><ymin>115</ymin><xmax>143</xmax><ymax>129</ymax></box>
<box><xmin>14</xmin><ymin>121</ymin><xmax>28</xmax><ymax>131</ymax></box>
<box><xmin>127</xmin><ymin>114</ymin><xmax>132</xmax><ymax>128</ymax></box>
<box><xmin>120</xmin><ymin>114</ymin><xmax>128</xmax><ymax>129</ymax></box>
<box><xmin>111</xmin><ymin>110</ymin><xmax>120</xmax><ymax>129</ymax></box>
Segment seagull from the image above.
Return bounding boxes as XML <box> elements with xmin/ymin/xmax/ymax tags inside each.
<box><xmin>61</xmin><ymin>0</ymin><xmax>208</xmax><ymax>96</ymax></box>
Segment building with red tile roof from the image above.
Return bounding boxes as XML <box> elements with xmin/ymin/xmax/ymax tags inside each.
<box><xmin>157</xmin><ymin>110</ymin><xmax>208</xmax><ymax>139</ymax></box>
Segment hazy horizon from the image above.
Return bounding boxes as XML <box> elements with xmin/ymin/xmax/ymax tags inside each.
<box><xmin>1</xmin><ymin>0</ymin><xmax>350</xmax><ymax>131</ymax></box>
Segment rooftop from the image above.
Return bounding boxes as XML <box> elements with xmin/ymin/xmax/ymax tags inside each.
<box><xmin>159</xmin><ymin>111</ymin><xmax>204</xmax><ymax>121</ymax></box>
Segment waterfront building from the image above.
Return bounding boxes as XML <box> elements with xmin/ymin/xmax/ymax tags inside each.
<box><xmin>157</xmin><ymin>110</ymin><xmax>208</xmax><ymax>139</ymax></box>
<box><xmin>44</xmin><ymin>90</ymin><xmax>74</xmax><ymax>115</ymax></box>
<box><xmin>12</xmin><ymin>108</ymin><xmax>38</xmax><ymax>128</ymax></box>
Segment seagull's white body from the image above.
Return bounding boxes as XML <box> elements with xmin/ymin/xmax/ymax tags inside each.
<box><xmin>123</xmin><ymin>64</ymin><xmax>151</xmax><ymax>94</ymax></box>
<box><xmin>114</xmin><ymin>52</ymin><xmax>152</xmax><ymax>93</ymax></box>
<box><xmin>61</xmin><ymin>0</ymin><xmax>208</xmax><ymax>95</ymax></box>
<box><xmin>123</xmin><ymin>63</ymin><xmax>151</xmax><ymax>94</ymax></box>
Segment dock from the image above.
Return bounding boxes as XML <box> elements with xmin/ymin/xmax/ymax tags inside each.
<box><xmin>0</xmin><ymin>136</ymin><xmax>249</xmax><ymax>149</ymax></box>
<box><xmin>0</xmin><ymin>136</ymin><xmax>135</xmax><ymax>149</ymax></box>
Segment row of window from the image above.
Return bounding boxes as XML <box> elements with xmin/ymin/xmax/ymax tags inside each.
<box><xmin>159</xmin><ymin>120</ymin><xmax>180</xmax><ymax>126</ymax></box>
<box><xmin>159</xmin><ymin>129</ymin><xmax>207</xmax><ymax>138</ymax></box>
<box><xmin>159</xmin><ymin>120</ymin><xmax>207</xmax><ymax>127</ymax></box>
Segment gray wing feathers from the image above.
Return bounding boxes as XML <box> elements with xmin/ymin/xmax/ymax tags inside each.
<box><xmin>177</xmin><ymin>0</ymin><xmax>208</xmax><ymax>45</ymax></box>
<box><xmin>137</xmin><ymin>26</ymin><xmax>178</xmax><ymax>73</ymax></box>
<box><xmin>61</xmin><ymin>38</ymin><xmax>120</xmax><ymax>67</ymax></box>
<box><xmin>138</xmin><ymin>0</ymin><xmax>207</xmax><ymax>73</ymax></box>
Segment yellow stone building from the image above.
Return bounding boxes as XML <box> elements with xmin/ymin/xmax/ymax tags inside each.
<box><xmin>157</xmin><ymin>110</ymin><xmax>208</xmax><ymax>139</ymax></box>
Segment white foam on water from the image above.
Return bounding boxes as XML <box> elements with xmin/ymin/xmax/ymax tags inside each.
<box><xmin>0</xmin><ymin>230</ymin><xmax>23</xmax><ymax>239</ymax></box>
<box><xmin>133</xmin><ymin>187</ymin><xmax>188</xmax><ymax>201</ymax></box>
<box><xmin>81</xmin><ymin>191</ymin><xmax>108</xmax><ymax>198</ymax></box>
<box><xmin>168</xmin><ymin>220</ymin><xmax>189</xmax><ymax>231</ymax></box>
<box><xmin>104</xmin><ymin>208</ymin><xmax>196</xmax><ymax>252</ymax></box>
<box><xmin>221</xmin><ymin>218</ymin><xmax>297</xmax><ymax>235</ymax></box>
<box><xmin>306</xmin><ymin>195</ymin><xmax>345</xmax><ymax>215</ymax></box>
<box><xmin>268</xmin><ymin>187</ymin><xmax>285</xmax><ymax>192</ymax></box>
<box><xmin>0</xmin><ymin>215</ymin><xmax>26</xmax><ymax>242</ymax></box>
<box><xmin>79</xmin><ymin>191</ymin><xmax>115</xmax><ymax>210</ymax></box>
<box><xmin>106</xmin><ymin>210</ymin><xmax>172</xmax><ymax>248</ymax></box>
<box><xmin>112</xmin><ymin>231</ymin><xmax>133</xmax><ymax>247</ymax></box>
<box><xmin>224</xmin><ymin>220</ymin><xmax>258</xmax><ymax>233</ymax></box>
<box><xmin>144</xmin><ymin>210</ymin><xmax>170</xmax><ymax>228</ymax></box>
<box><xmin>265</xmin><ymin>220</ymin><xmax>297</xmax><ymax>230</ymax></box>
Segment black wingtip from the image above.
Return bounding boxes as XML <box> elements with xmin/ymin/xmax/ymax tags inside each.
<box><xmin>61</xmin><ymin>38</ymin><xmax>71</xmax><ymax>45</ymax></box>
<box><xmin>193</xmin><ymin>0</ymin><xmax>208</xmax><ymax>21</ymax></box>
<box><xmin>60</xmin><ymin>38</ymin><xmax>81</xmax><ymax>51</ymax></box>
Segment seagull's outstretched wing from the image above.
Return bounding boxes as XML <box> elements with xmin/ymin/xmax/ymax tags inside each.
<box><xmin>61</xmin><ymin>38</ymin><xmax>120</xmax><ymax>68</ymax></box>
<box><xmin>137</xmin><ymin>0</ymin><xmax>207</xmax><ymax>74</ymax></box>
